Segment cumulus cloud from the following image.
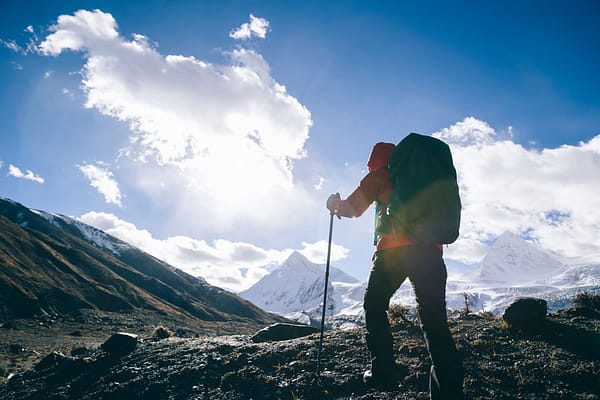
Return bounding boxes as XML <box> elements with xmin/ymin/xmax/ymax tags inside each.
<box><xmin>435</xmin><ymin>117</ymin><xmax>600</xmax><ymax>263</ymax></box>
<box><xmin>79</xmin><ymin>211</ymin><xmax>349</xmax><ymax>291</ymax></box>
<box><xmin>79</xmin><ymin>164</ymin><xmax>122</xmax><ymax>206</ymax></box>
<box><xmin>434</xmin><ymin>117</ymin><xmax>497</xmax><ymax>146</ymax></box>
<box><xmin>299</xmin><ymin>240</ymin><xmax>349</xmax><ymax>264</ymax></box>
<box><xmin>38</xmin><ymin>9</ymin><xmax>118</xmax><ymax>55</ymax></box>
<box><xmin>230</xmin><ymin>14</ymin><xmax>270</xmax><ymax>40</ymax></box>
<box><xmin>7</xmin><ymin>164</ymin><xmax>44</xmax><ymax>183</ymax></box>
<box><xmin>38</xmin><ymin>9</ymin><xmax>313</xmax><ymax>232</ymax></box>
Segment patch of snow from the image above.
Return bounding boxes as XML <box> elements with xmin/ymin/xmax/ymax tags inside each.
<box><xmin>283</xmin><ymin>311</ymin><xmax>312</xmax><ymax>326</ymax></box>
<box><xmin>22</xmin><ymin>207</ymin><xmax>127</xmax><ymax>256</ymax></box>
<box><xmin>52</xmin><ymin>213</ymin><xmax>131</xmax><ymax>256</ymax></box>
<box><xmin>30</xmin><ymin>208</ymin><xmax>62</xmax><ymax>227</ymax></box>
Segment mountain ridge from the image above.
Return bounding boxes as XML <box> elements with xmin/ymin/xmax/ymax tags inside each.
<box><xmin>241</xmin><ymin>232</ymin><xmax>600</xmax><ymax>323</ymax></box>
<box><xmin>0</xmin><ymin>197</ymin><xmax>285</xmax><ymax>330</ymax></box>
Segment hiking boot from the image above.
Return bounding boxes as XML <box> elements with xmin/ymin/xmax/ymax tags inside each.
<box><xmin>362</xmin><ymin>361</ymin><xmax>409</xmax><ymax>389</ymax></box>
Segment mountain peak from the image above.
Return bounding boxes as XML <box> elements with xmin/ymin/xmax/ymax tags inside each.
<box><xmin>240</xmin><ymin>250</ymin><xmax>359</xmax><ymax>315</ymax></box>
<box><xmin>285</xmin><ymin>251</ymin><xmax>309</xmax><ymax>265</ymax></box>
<box><xmin>477</xmin><ymin>231</ymin><xmax>563</xmax><ymax>283</ymax></box>
<box><xmin>495</xmin><ymin>231</ymin><xmax>525</xmax><ymax>245</ymax></box>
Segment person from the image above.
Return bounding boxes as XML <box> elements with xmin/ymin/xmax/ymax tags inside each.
<box><xmin>326</xmin><ymin>142</ymin><xmax>464</xmax><ymax>399</ymax></box>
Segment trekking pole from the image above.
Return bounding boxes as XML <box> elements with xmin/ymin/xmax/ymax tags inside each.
<box><xmin>317</xmin><ymin>212</ymin><xmax>335</xmax><ymax>377</ymax></box>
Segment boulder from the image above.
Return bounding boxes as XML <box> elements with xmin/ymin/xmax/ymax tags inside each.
<box><xmin>503</xmin><ymin>298</ymin><xmax>547</xmax><ymax>331</ymax></box>
<box><xmin>100</xmin><ymin>332</ymin><xmax>138</xmax><ymax>356</ymax></box>
<box><xmin>251</xmin><ymin>323</ymin><xmax>319</xmax><ymax>343</ymax></box>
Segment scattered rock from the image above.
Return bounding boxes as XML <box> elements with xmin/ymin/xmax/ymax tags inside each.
<box><xmin>35</xmin><ymin>351</ymin><xmax>73</xmax><ymax>371</ymax></box>
<box><xmin>503</xmin><ymin>298</ymin><xmax>547</xmax><ymax>331</ymax></box>
<box><xmin>71</xmin><ymin>347</ymin><xmax>88</xmax><ymax>357</ymax></box>
<box><xmin>175</xmin><ymin>328</ymin><xmax>197</xmax><ymax>337</ymax></box>
<box><xmin>8</xmin><ymin>344</ymin><xmax>25</xmax><ymax>354</ymax></box>
<box><xmin>251</xmin><ymin>323</ymin><xmax>319</xmax><ymax>343</ymax></box>
<box><xmin>150</xmin><ymin>325</ymin><xmax>172</xmax><ymax>340</ymax></box>
<box><xmin>573</xmin><ymin>292</ymin><xmax>600</xmax><ymax>311</ymax></box>
<box><xmin>100</xmin><ymin>332</ymin><xmax>138</xmax><ymax>356</ymax></box>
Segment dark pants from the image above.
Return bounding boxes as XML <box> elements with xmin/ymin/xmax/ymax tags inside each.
<box><xmin>364</xmin><ymin>246</ymin><xmax>464</xmax><ymax>399</ymax></box>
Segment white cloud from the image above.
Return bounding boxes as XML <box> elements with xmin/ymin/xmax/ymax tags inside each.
<box><xmin>62</xmin><ymin>88</ymin><xmax>74</xmax><ymax>99</ymax></box>
<box><xmin>299</xmin><ymin>240</ymin><xmax>349</xmax><ymax>264</ymax></box>
<box><xmin>433</xmin><ymin>116</ymin><xmax>497</xmax><ymax>146</ymax></box>
<box><xmin>0</xmin><ymin>25</ymin><xmax>38</xmax><ymax>55</ymax></box>
<box><xmin>79</xmin><ymin>164</ymin><xmax>122</xmax><ymax>206</ymax></box>
<box><xmin>2</xmin><ymin>25</ymin><xmax>39</xmax><ymax>55</ymax></box>
<box><xmin>1</xmin><ymin>39</ymin><xmax>23</xmax><ymax>53</ymax></box>
<box><xmin>314</xmin><ymin>176</ymin><xmax>326</xmax><ymax>190</ymax></box>
<box><xmin>7</xmin><ymin>164</ymin><xmax>45</xmax><ymax>183</ymax></box>
<box><xmin>434</xmin><ymin>117</ymin><xmax>600</xmax><ymax>263</ymax></box>
<box><xmin>39</xmin><ymin>9</ymin><xmax>313</xmax><ymax>232</ymax></box>
<box><xmin>10</xmin><ymin>62</ymin><xmax>23</xmax><ymax>70</ymax></box>
<box><xmin>230</xmin><ymin>14</ymin><xmax>270</xmax><ymax>40</ymax></box>
<box><xmin>79</xmin><ymin>212</ymin><xmax>349</xmax><ymax>291</ymax></box>
<box><xmin>38</xmin><ymin>9</ymin><xmax>118</xmax><ymax>55</ymax></box>
<box><xmin>443</xmin><ymin>237</ymin><xmax>490</xmax><ymax>265</ymax></box>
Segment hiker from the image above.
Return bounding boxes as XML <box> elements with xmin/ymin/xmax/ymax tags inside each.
<box><xmin>326</xmin><ymin>139</ymin><xmax>464</xmax><ymax>399</ymax></box>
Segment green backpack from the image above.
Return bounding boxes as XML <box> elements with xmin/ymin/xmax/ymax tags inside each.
<box><xmin>377</xmin><ymin>133</ymin><xmax>461</xmax><ymax>244</ymax></box>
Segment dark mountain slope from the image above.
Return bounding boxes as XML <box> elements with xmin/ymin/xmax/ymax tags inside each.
<box><xmin>0</xmin><ymin>197</ymin><xmax>284</xmax><ymax>327</ymax></box>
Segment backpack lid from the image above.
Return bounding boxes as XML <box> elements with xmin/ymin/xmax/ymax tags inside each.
<box><xmin>367</xmin><ymin>142</ymin><xmax>396</xmax><ymax>171</ymax></box>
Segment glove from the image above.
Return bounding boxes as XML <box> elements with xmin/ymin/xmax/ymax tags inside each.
<box><xmin>326</xmin><ymin>192</ymin><xmax>341</xmax><ymax>214</ymax></box>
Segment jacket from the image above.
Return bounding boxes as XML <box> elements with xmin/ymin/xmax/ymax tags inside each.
<box><xmin>329</xmin><ymin>142</ymin><xmax>414</xmax><ymax>251</ymax></box>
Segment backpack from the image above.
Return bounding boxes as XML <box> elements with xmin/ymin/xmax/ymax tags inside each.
<box><xmin>377</xmin><ymin>133</ymin><xmax>461</xmax><ymax>244</ymax></box>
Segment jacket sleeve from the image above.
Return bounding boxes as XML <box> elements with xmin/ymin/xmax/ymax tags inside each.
<box><xmin>330</xmin><ymin>169</ymin><xmax>385</xmax><ymax>218</ymax></box>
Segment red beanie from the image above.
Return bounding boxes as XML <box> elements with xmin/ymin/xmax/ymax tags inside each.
<box><xmin>367</xmin><ymin>142</ymin><xmax>396</xmax><ymax>171</ymax></box>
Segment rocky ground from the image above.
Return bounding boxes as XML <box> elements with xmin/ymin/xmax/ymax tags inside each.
<box><xmin>0</xmin><ymin>308</ymin><xmax>268</xmax><ymax>386</ymax></box>
<box><xmin>1</xmin><ymin>304</ymin><xmax>599</xmax><ymax>399</ymax></box>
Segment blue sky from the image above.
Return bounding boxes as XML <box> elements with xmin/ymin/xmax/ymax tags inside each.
<box><xmin>1</xmin><ymin>1</ymin><xmax>599</xmax><ymax>291</ymax></box>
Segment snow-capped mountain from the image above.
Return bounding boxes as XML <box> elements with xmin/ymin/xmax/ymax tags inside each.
<box><xmin>477</xmin><ymin>231</ymin><xmax>563</xmax><ymax>283</ymax></box>
<box><xmin>241</xmin><ymin>232</ymin><xmax>600</xmax><ymax>325</ymax></box>
<box><xmin>417</xmin><ymin>233</ymin><xmax>598</xmax><ymax>315</ymax></box>
<box><xmin>239</xmin><ymin>251</ymin><xmax>363</xmax><ymax>325</ymax></box>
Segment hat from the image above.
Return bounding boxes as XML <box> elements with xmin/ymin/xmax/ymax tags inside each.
<box><xmin>367</xmin><ymin>142</ymin><xmax>395</xmax><ymax>171</ymax></box>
